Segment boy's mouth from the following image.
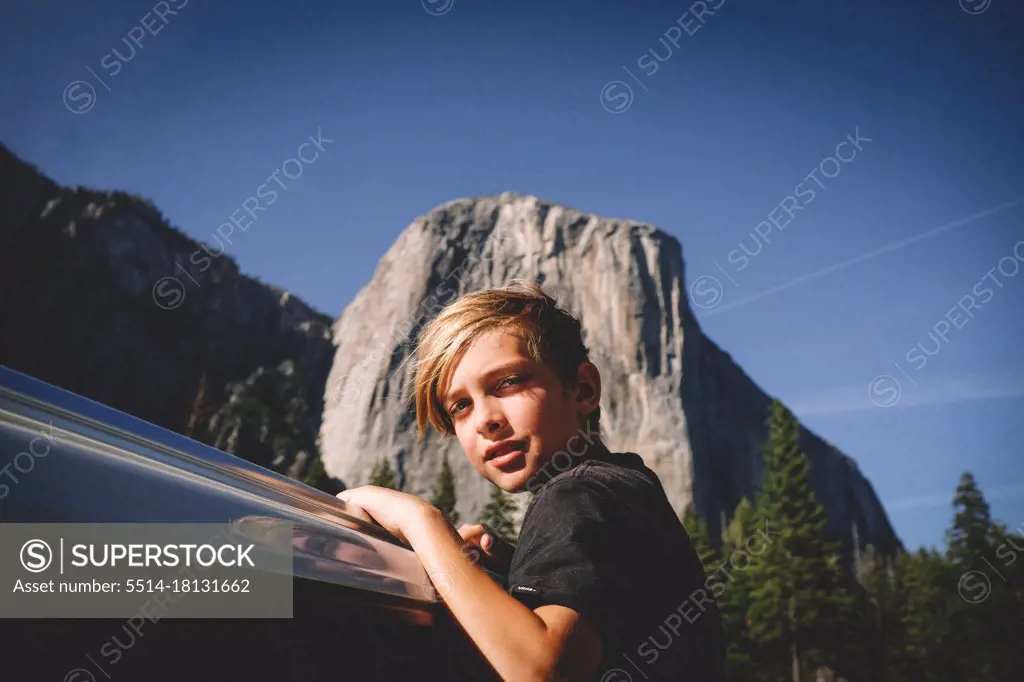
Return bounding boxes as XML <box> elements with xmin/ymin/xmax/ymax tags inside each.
<box><xmin>485</xmin><ymin>439</ymin><xmax>528</xmax><ymax>469</ymax></box>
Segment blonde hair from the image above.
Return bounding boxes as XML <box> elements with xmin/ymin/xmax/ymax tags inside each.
<box><xmin>414</xmin><ymin>279</ymin><xmax>599</xmax><ymax>437</ymax></box>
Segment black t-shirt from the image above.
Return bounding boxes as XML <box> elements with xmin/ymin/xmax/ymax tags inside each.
<box><xmin>507</xmin><ymin>448</ymin><xmax>725</xmax><ymax>682</ymax></box>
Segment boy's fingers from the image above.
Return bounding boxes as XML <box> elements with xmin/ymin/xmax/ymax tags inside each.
<box><xmin>481</xmin><ymin>534</ymin><xmax>492</xmax><ymax>552</ymax></box>
<box><xmin>339</xmin><ymin>501</ymin><xmax>376</xmax><ymax>525</ymax></box>
<box><xmin>458</xmin><ymin>524</ymin><xmax>485</xmax><ymax>540</ymax></box>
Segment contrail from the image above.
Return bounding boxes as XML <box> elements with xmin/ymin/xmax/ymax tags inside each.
<box><xmin>703</xmin><ymin>195</ymin><xmax>1024</xmax><ymax>316</ymax></box>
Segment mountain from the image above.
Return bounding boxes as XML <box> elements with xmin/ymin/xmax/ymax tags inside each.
<box><xmin>0</xmin><ymin>143</ymin><xmax>334</xmax><ymax>481</ymax></box>
<box><xmin>319</xmin><ymin>192</ymin><xmax>902</xmax><ymax>554</ymax></box>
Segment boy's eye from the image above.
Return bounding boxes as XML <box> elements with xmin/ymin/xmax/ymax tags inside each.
<box><xmin>497</xmin><ymin>375</ymin><xmax>524</xmax><ymax>390</ymax></box>
<box><xmin>447</xmin><ymin>376</ymin><xmax>525</xmax><ymax>418</ymax></box>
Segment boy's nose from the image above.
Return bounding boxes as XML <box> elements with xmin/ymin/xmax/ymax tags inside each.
<box><xmin>475</xmin><ymin>406</ymin><xmax>507</xmax><ymax>437</ymax></box>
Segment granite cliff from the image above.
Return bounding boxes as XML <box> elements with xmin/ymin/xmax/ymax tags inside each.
<box><xmin>319</xmin><ymin>193</ymin><xmax>901</xmax><ymax>553</ymax></box>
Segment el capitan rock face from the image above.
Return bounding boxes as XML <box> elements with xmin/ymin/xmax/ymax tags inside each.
<box><xmin>318</xmin><ymin>192</ymin><xmax>901</xmax><ymax>553</ymax></box>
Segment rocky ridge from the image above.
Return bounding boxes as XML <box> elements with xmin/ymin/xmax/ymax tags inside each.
<box><xmin>0</xmin><ymin>144</ymin><xmax>334</xmax><ymax>482</ymax></box>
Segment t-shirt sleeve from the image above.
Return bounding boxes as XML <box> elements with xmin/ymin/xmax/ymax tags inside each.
<box><xmin>506</xmin><ymin>478</ymin><xmax>627</xmax><ymax>639</ymax></box>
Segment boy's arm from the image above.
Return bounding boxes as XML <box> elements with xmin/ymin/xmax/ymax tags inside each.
<box><xmin>409</xmin><ymin>505</ymin><xmax>603</xmax><ymax>682</ymax></box>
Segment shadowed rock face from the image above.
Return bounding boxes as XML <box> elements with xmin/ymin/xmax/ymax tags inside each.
<box><xmin>0</xmin><ymin>144</ymin><xmax>335</xmax><ymax>480</ymax></box>
<box><xmin>319</xmin><ymin>192</ymin><xmax>901</xmax><ymax>554</ymax></box>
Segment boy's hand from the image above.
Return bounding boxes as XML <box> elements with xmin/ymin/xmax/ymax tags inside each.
<box><xmin>337</xmin><ymin>486</ymin><xmax>436</xmax><ymax>545</ymax></box>
<box><xmin>458</xmin><ymin>524</ymin><xmax>513</xmax><ymax>574</ymax></box>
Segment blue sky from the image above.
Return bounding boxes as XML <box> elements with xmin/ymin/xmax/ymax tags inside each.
<box><xmin>3</xmin><ymin>0</ymin><xmax>1022</xmax><ymax>550</ymax></box>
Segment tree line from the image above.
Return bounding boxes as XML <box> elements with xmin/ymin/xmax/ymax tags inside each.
<box><xmin>333</xmin><ymin>399</ymin><xmax>1023</xmax><ymax>681</ymax></box>
<box><xmin>683</xmin><ymin>400</ymin><xmax>1022</xmax><ymax>682</ymax></box>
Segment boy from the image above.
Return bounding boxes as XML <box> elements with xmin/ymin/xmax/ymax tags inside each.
<box><xmin>338</xmin><ymin>280</ymin><xmax>725</xmax><ymax>681</ymax></box>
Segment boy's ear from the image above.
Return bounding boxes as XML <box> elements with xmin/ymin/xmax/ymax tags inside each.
<box><xmin>572</xmin><ymin>361</ymin><xmax>602</xmax><ymax>416</ymax></box>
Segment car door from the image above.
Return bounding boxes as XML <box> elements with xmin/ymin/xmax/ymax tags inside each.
<box><xmin>0</xmin><ymin>366</ymin><xmax>501</xmax><ymax>681</ymax></box>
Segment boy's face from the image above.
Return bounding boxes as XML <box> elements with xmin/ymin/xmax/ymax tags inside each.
<box><xmin>441</xmin><ymin>329</ymin><xmax>600</xmax><ymax>493</ymax></box>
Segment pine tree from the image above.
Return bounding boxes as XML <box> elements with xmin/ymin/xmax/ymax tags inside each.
<box><xmin>991</xmin><ymin>520</ymin><xmax>1024</xmax><ymax>596</ymax></box>
<box><xmin>944</xmin><ymin>472</ymin><xmax>1010</xmax><ymax>682</ymax></box>
<box><xmin>719</xmin><ymin>497</ymin><xmax>761</xmax><ymax>682</ymax></box>
<box><xmin>851</xmin><ymin>543</ymin><xmax>902</xmax><ymax>682</ymax></box>
<box><xmin>898</xmin><ymin>548</ymin><xmax>955</xmax><ymax>682</ymax></box>
<box><xmin>479</xmin><ymin>484</ymin><xmax>517</xmax><ymax>544</ymax></box>
<box><xmin>682</xmin><ymin>503</ymin><xmax>718</xmax><ymax>569</ymax></box>
<box><xmin>303</xmin><ymin>455</ymin><xmax>328</xmax><ymax>489</ymax></box>
<box><xmin>367</xmin><ymin>457</ymin><xmax>399</xmax><ymax>490</ymax></box>
<box><xmin>883</xmin><ymin>551</ymin><xmax>914</xmax><ymax>682</ymax></box>
<box><xmin>985</xmin><ymin>521</ymin><xmax>1024</xmax><ymax>682</ymax></box>
<box><xmin>429</xmin><ymin>453</ymin><xmax>460</xmax><ymax>527</ymax></box>
<box><xmin>946</xmin><ymin>472</ymin><xmax>996</xmax><ymax>566</ymax></box>
<box><xmin>302</xmin><ymin>455</ymin><xmax>344</xmax><ymax>495</ymax></box>
<box><xmin>746</xmin><ymin>399</ymin><xmax>853</xmax><ymax>682</ymax></box>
